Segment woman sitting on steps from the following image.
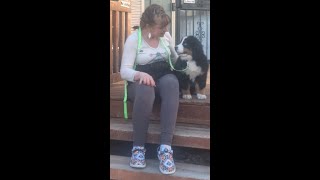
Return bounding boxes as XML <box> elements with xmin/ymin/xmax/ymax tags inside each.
<box><xmin>120</xmin><ymin>4</ymin><xmax>179</xmax><ymax>175</ymax></box>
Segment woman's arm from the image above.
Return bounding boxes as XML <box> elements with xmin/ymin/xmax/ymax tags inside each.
<box><xmin>164</xmin><ymin>32</ymin><xmax>178</xmax><ymax>63</ymax></box>
<box><xmin>120</xmin><ymin>32</ymin><xmax>139</xmax><ymax>82</ymax></box>
<box><xmin>120</xmin><ymin>32</ymin><xmax>156</xmax><ymax>86</ymax></box>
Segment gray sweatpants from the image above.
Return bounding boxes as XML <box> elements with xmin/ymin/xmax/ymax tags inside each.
<box><xmin>127</xmin><ymin>74</ymin><xmax>179</xmax><ymax>146</ymax></box>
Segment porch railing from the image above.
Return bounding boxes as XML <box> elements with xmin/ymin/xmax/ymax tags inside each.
<box><xmin>110</xmin><ymin>0</ymin><xmax>131</xmax><ymax>84</ymax></box>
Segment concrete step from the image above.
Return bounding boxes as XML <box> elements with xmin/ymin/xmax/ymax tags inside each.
<box><xmin>110</xmin><ymin>155</ymin><xmax>210</xmax><ymax>180</ymax></box>
<box><xmin>110</xmin><ymin>118</ymin><xmax>210</xmax><ymax>150</ymax></box>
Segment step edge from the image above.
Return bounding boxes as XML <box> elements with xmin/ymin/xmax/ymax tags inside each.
<box><xmin>110</xmin><ymin>155</ymin><xmax>210</xmax><ymax>180</ymax></box>
<box><xmin>110</xmin><ymin>118</ymin><xmax>210</xmax><ymax>138</ymax></box>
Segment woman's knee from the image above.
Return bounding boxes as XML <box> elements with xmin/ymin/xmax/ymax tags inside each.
<box><xmin>159</xmin><ymin>74</ymin><xmax>179</xmax><ymax>89</ymax></box>
<box><xmin>135</xmin><ymin>84</ymin><xmax>155</xmax><ymax>100</ymax></box>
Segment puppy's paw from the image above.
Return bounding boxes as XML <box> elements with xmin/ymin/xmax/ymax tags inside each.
<box><xmin>182</xmin><ymin>94</ymin><xmax>192</xmax><ymax>99</ymax></box>
<box><xmin>196</xmin><ymin>93</ymin><xmax>207</xmax><ymax>99</ymax></box>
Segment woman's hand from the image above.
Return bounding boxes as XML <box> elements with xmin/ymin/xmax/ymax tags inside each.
<box><xmin>134</xmin><ymin>72</ymin><xmax>156</xmax><ymax>87</ymax></box>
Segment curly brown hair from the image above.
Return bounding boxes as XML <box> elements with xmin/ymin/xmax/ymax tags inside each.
<box><xmin>140</xmin><ymin>4</ymin><xmax>171</xmax><ymax>28</ymax></box>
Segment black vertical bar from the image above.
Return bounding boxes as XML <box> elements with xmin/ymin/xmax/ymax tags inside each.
<box><xmin>185</xmin><ymin>10</ymin><xmax>187</xmax><ymax>37</ymax></box>
<box><xmin>206</xmin><ymin>10</ymin><xmax>208</xmax><ymax>59</ymax></box>
<box><xmin>192</xmin><ymin>10</ymin><xmax>194</xmax><ymax>36</ymax></box>
<box><xmin>182</xmin><ymin>10</ymin><xmax>188</xmax><ymax>37</ymax></box>
<box><xmin>175</xmin><ymin>9</ymin><xmax>180</xmax><ymax>45</ymax></box>
<box><xmin>199</xmin><ymin>10</ymin><xmax>202</xmax><ymax>43</ymax></box>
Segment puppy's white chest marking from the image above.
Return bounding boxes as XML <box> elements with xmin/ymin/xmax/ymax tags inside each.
<box><xmin>186</xmin><ymin>61</ymin><xmax>202</xmax><ymax>82</ymax></box>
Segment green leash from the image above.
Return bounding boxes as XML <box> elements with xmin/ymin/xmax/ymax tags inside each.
<box><xmin>159</xmin><ymin>38</ymin><xmax>189</xmax><ymax>72</ymax></box>
<box><xmin>123</xmin><ymin>27</ymin><xmax>141</xmax><ymax>120</ymax></box>
<box><xmin>123</xmin><ymin>27</ymin><xmax>187</xmax><ymax>119</ymax></box>
<box><xmin>123</xmin><ymin>28</ymin><xmax>141</xmax><ymax>120</ymax></box>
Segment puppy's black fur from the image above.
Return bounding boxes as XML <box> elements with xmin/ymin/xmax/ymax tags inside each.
<box><xmin>174</xmin><ymin>36</ymin><xmax>209</xmax><ymax>99</ymax></box>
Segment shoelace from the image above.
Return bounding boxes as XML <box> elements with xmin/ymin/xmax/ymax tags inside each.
<box><xmin>132</xmin><ymin>148</ymin><xmax>146</xmax><ymax>156</ymax></box>
<box><xmin>158</xmin><ymin>147</ymin><xmax>173</xmax><ymax>158</ymax></box>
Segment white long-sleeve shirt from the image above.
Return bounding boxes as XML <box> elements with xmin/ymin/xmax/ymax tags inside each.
<box><xmin>120</xmin><ymin>30</ymin><xmax>178</xmax><ymax>82</ymax></box>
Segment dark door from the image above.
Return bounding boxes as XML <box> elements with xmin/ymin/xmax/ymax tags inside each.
<box><xmin>175</xmin><ymin>0</ymin><xmax>210</xmax><ymax>61</ymax></box>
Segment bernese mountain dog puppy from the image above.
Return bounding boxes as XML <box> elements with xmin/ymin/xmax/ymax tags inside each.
<box><xmin>174</xmin><ymin>36</ymin><xmax>209</xmax><ymax>100</ymax></box>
